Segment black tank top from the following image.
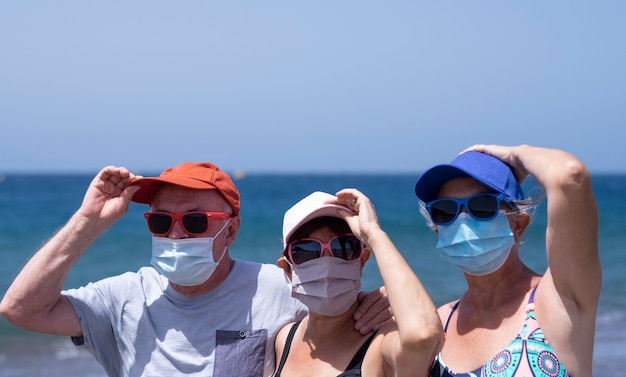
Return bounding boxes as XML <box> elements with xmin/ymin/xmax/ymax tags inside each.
<box><xmin>274</xmin><ymin>321</ymin><xmax>376</xmax><ymax>377</ymax></box>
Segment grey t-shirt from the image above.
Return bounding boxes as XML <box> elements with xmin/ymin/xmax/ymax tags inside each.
<box><xmin>64</xmin><ymin>260</ymin><xmax>306</xmax><ymax>377</ymax></box>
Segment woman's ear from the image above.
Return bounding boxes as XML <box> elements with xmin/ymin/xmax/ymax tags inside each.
<box><xmin>360</xmin><ymin>249</ymin><xmax>371</xmax><ymax>269</ymax></box>
<box><xmin>511</xmin><ymin>212</ymin><xmax>531</xmax><ymax>242</ymax></box>
<box><xmin>277</xmin><ymin>256</ymin><xmax>292</xmax><ymax>280</ymax></box>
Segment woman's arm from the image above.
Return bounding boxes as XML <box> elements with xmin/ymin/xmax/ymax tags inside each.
<box><xmin>465</xmin><ymin>144</ymin><xmax>601</xmax><ymax>374</ymax></box>
<box><xmin>334</xmin><ymin>189</ymin><xmax>444</xmax><ymax>377</ymax></box>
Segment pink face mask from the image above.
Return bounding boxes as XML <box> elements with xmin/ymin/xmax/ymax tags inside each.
<box><xmin>286</xmin><ymin>256</ymin><xmax>362</xmax><ymax>316</ymax></box>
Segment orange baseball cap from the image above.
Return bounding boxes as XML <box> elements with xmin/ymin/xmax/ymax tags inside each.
<box><xmin>130</xmin><ymin>162</ymin><xmax>240</xmax><ymax>215</ymax></box>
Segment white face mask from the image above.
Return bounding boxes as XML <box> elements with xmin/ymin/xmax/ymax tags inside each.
<box><xmin>287</xmin><ymin>256</ymin><xmax>362</xmax><ymax>316</ymax></box>
<box><xmin>150</xmin><ymin>219</ymin><xmax>230</xmax><ymax>286</ymax></box>
<box><xmin>436</xmin><ymin>212</ymin><xmax>514</xmax><ymax>276</ymax></box>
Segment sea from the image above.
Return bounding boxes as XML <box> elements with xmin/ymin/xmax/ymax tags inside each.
<box><xmin>0</xmin><ymin>172</ymin><xmax>624</xmax><ymax>376</ymax></box>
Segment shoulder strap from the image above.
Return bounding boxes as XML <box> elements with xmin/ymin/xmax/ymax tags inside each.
<box><xmin>524</xmin><ymin>285</ymin><xmax>539</xmax><ymax>317</ymax></box>
<box><xmin>343</xmin><ymin>332</ymin><xmax>377</xmax><ymax>371</ymax></box>
<box><xmin>274</xmin><ymin>321</ymin><xmax>301</xmax><ymax>377</ymax></box>
<box><xmin>528</xmin><ymin>285</ymin><xmax>538</xmax><ymax>304</ymax></box>
<box><xmin>443</xmin><ymin>300</ymin><xmax>460</xmax><ymax>332</ymax></box>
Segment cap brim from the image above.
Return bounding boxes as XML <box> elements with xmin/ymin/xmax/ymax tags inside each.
<box><xmin>283</xmin><ymin>204</ymin><xmax>353</xmax><ymax>246</ymax></box>
<box><xmin>414</xmin><ymin>165</ymin><xmax>470</xmax><ymax>202</ymax></box>
<box><xmin>130</xmin><ymin>176</ymin><xmax>219</xmax><ymax>204</ymax></box>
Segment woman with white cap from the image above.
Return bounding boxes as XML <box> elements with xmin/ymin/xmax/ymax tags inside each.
<box><xmin>273</xmin><ymin>189</ymin><xmax>443</xmax><ymax>377</ymax></box>
<box><xmin>414</xmin><ymin>144</ymin><xmax>601</xmax><ymax>377</ymax></box>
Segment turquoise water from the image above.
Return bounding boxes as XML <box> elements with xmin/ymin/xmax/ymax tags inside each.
<box><xmin>0</xmin><ymin>173</ymin><xmax>624</xmax><ymax>376</ymax></box>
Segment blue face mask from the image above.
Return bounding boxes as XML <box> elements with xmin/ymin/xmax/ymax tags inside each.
<box><xmin>150</xmin><ymin>219</ymin><xmax>230</xmax><ymax>286</ymax></box>
<box><xmin>436</xmin><ymin>212</ymin><xmax>514</xmax><ymax>276</ymax></box>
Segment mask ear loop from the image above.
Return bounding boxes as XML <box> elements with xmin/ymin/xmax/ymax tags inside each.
<box><xmin>212</xmin><ymin>218</ymin><xmax>231</xmax><ymax>263</ymax></box>
<box><xmin>214</xmin><ymin>246</ymin><xmax>228</xmax><ymax>264</ymax></box>
<box><xmin>213</xmin><ymin>218</ymin><xmax>231</xmax><ymax>238</ymax></box>
<box><xmin>282</xmin><ymin>255</ymin><xmax>293</xmax><ymax>266</ymax></box>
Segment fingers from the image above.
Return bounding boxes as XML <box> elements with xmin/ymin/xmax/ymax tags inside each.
<box><xmin>462</xmin><ymin>144</ymin><xmax>517</xmax><ymax>165</ymax></box>
<box><xmin>462</xmin><ymin>144</ymin><xmax>528</xmax><ymax>182</ymax></box>
<box><xmin>353</xmin><ymin>287</ymin><xmax>393</xmax><ymax>334</ymax></box>
<box><xmin>461</xmin><ymin>143</ymin><xmax>503</xmax><ymax>156</ymax></box>
<box><xmin>100</xmin><ymin>166</ymin><xmax>135</xmax><ymax>188</ymax></box>
<box><xmin>334</xmin><ymin>188</ymin><xmax>376</xmax><ymax>214</ymax></box>
<box><xmin>332</xmin><ymin>189</ymin><xmax>382</xmax><ymax>242</ymax></box>
<box><xmin>95</xmin><ymin>166</ymin><xmax>136</xmax><ymax>194</ymax></box>
<box><xmin>79</xmin><ymin>166</ymin><xmax>138</xmax><ymax>222</ymax></box>
<box><xmin>333</xmin><ymin>188</ymin><xmax>362</xmax><ymax>209</ymax></box>
<box><xmin>84</xmin><ymin>166</ymin><xmax>141</xmax><ymax>208</ymax></box>
<box><xmin>123</xmin><ymin>184</ymin><xmax>142</xmax><ymax>201</ymax></box>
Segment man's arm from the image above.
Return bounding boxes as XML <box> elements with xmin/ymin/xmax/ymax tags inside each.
<box><xmin>0</xmin><ymin>166</ymin><xmax>140</xmax><ymax>336</ymax></box>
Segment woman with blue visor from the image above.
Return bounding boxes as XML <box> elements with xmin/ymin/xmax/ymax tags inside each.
<box><xmin>414</xmin><ymin>144</ymin><xmax>601</xmax><ymax>377</ymax></box>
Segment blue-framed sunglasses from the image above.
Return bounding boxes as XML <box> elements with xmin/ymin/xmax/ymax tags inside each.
<box><xmin>425</xmin><ymin>193</ymin><xmax>515</xmax><ymax>226</ymax></box>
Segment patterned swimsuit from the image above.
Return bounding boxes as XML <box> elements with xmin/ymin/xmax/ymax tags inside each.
<box><xmin>430</xmin><ymin>288</ymin><xmax>570</xmax><ymax>377</ymax></box>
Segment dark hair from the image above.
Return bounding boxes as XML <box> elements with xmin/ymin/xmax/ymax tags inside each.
<box><xmin>284</xmin><ymin>216</ymin><xmax>351</xmax><ymax>253</ymax></box>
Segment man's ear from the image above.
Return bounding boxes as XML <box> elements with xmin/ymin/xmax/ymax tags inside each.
<box><xmin>225</xmin><ymin>215</ymin><xmax>241</xmax><ymax>246</ymax></box>
<box><xmin>277</xmin><ymin>256</ymin><xmax>292</xmax><ymax>280</ymax></box>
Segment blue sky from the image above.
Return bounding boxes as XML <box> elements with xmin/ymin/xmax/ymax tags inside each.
<box><xmin>1</xmin><ymin>2</ymin><xmax>625</xmax><ymax>174</ymax></box>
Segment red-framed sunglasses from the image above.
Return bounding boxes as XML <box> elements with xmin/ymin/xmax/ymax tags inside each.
<box><xmin>286</xmin><ymin>234</ymin><xmax>364</xmax><ymax>265</ymax></box>
<box><xmin>144</xmin><ymin>211</ymin><xmax>231</xmax><ymax>236</ymax></box>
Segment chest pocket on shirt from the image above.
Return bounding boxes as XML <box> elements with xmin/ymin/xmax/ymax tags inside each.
<box><xmin>214</xmin><ymin>329</ymin><xmax>267</xmax><ymax>377</ymax></box>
